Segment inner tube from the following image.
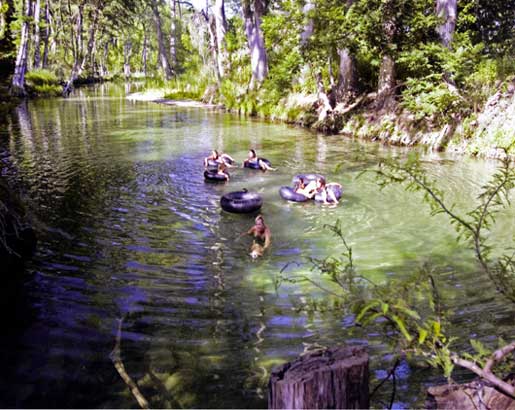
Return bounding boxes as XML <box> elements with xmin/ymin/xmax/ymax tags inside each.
<box><xmin>279</xmin><ymin>186</ymin><xmax>309</xmax><ymax>202</ymax></box>
<box><xmin>244</xmin><ymin>158</ymin><xmax>271</xmax><ymax>170</ymax></box>
<box><xmin>292</xmin><ymin>173</ymin><xmax>325</xmax><ymax>186</ymax></box>
<box><xmin>221</xmin><ymin>155</ymin><xmax>235</xmax><ymax>166</ymax></box>
<box><xmin>314</xmin><ymin>184</ymin><xmax>343</xmax><ymax>203</ymax></box>
<box><xmin>220</xmin><ymin>190</ymin><xmax>263</xmax><ymax>213</ymax></box>
<box><xmin>204</xmin><ymin>170</ymin><xmax>229</xmax><ymax>182</ymax></box>
<box><xmin>206</xmin><ymin>159</ymin><xmax>219</xmax><ymax>171</ymax></box>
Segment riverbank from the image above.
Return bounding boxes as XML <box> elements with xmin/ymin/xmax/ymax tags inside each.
<box><xmin>128</xmin><ymin>81</ymin><xmax>515</xmax><ymax>160</ymax></box>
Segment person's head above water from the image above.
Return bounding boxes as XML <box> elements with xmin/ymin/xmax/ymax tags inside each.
<box><xmin>255</xmin><ymin>214</ymin><xmax>265</xmax><ymax>226</ymax></box>
<box><xmin>248</xmin><ymin>149</ymin><xmax>257</xmax><ymax>159</ymax></box>
<box><xmin>212</xmin><ymin>149</ymin><xmax>219</xmax><ymax>159</ymax></box>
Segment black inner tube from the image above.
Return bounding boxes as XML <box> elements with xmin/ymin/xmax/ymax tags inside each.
<box><xmin>206</xmin><ymin>159</ymin><xmax>219</xmax><ymax>170</ymax></box>
<box><xmin>220</xmin><ymin>190</ymin><xmax>263</xmax><ymax>213</ymax></box>
<box><xmin>279</xmin><ymin>186</ymin><xmax>309</xmax><ymax>202</ymax></box>
<box><xmin>204</xmin><ymin>170</ymin><xmax>228</xmax><ymax>182</ymax></box>
<box><xmin>244</xmin><ymin>158</ymin><xmax>271</xmax><ymax>170</ymax></box>
<box><xmin>292</xmin><ymin>173</ymin><xmax>325</xmax><ymax>186</ymax></box>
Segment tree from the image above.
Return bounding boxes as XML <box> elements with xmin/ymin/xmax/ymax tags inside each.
<box><xmin>0</xmin><ymin>0</ymin><xmax>16</xmax><ymax>77</ymax></box>
<box><xmin>62</xmin><ymin>0</ymin><xmax>104</xmax><ymax>96</ymax></box>
<box><xmin>41</xmin><ymin>0</ymin><xmax>51</xmax><ymax>68</ymax></box>
<box><xmin>123</xmin><ymin>38</ymin><xmax>132</xmax><ymax>78</ymax></box>
<box><xmin>375</xmin><ymin>0</ymin><xmax>397</xmax><ymax>110</ymax></box>
<box><xmin>10</xmin><ymin>0</ymin><xmax>32</xmax><ymax>96</ymax></box>
<box><xmin>334</xmin><ymin>0</ymin><xmax>358</xmax><ymax>103</ymax></box>
<box><xmin>150</xmin><ymin>0</ymin><xmax>173</xmax><ymax>79</ymax></box>
<box><xmin>32</xmin><ymin>0</ymin><xmax>42</xmax><ymax>68</ymax></box>
<box><xmin>435</xmin><ymin>0</ymin><xmax>456</xmax><ymax>48</ymax></box>
<box><xmin>213</xmin><ymin>0</ymin><xmax>227</xmax><ymax>78</ymax></box>
<box><xmin>168</xmin><ymin>0</ymin><xmax>178</xmax><ymax>69</ymax></box>
<box><xmin>242</xmin><ymin>0</ymin><xmax>268</xmax><ymax>88</ymax></box>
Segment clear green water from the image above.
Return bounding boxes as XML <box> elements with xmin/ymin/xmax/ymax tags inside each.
<box><xmin>1</xmin><ymin>84</ymin><xmax>514</xmax><ymax>408</ymax></box>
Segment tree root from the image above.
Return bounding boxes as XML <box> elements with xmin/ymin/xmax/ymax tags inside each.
<box><xmin>110</xmin><ymin>318</ymin><xmax>150</xmax><ymax>409</ymax></box>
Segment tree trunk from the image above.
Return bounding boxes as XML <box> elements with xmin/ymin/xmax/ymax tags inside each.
<box><xmin>375</xmin><ymin>0</ymin><xmax>397</xmax><ymax>110</ymax></box>
<box><xmin>436</xmin><ymin>0</ymin><xmax>457</xmax><ymax>48</ymax></box>
<box><xmin>300</xmin><ymin>0</ymin><xmax>314</xmax><ymax>46</ymax></box>
<box><xmin>213</xmin><ymin>0</ymin><xmax>227</xmax><ymax>78</ymax></box>
<box><xmin>0</xmin><ymin>0</ymin><xmax>16</xmax><ymax>75</ymax></box>
<box><xmin>62</xmin><ymin>3</ymin><xmax>100</xmax><ymax>96</ymax></box>
<box><xmin>335</xmin><ymin>47</ymin><xmax>358</xmax><ymax>103</ymax></box>
<box><xmin>268</xmin><ymin>346</ymin><xmax>369</xmax><ymax>409</ymax></box>
<box><xmin>85</xmin><ymin>5</ymin><xmax>99</xmax><ymax>72</ymax></box>
<box><xmin>32</xmin><ymin>0</ymin><xmax>41</xmax><ymax>68</ymax></box>
<box><xmin>243</xmin><ymin>0</ymin><xmax>268</xmax><ymax>89</ymax></box>
<box><xmin>204</xmin><ymin>10</ymin><xmax>220</xmax><ymax>83</ymax></box>
<box><xmin>62</xmin><ymin>1</ymin><xmax>84</xmax><ymax>95</ymax></box>
<box><xmin>151</xmin><ymin>0</ymin><xmax>173</xmax><ymax>80</ymax></box>
<box><xmin>436</xmin><ymin>0</ymin><xmax>457</xmax><ymax>87</ymax></box>
<box><xmin>332</xmin><ymin>0</ymin><xmax>357</xmax><ymax>103</ymax></box>
<box><xmin>141</xmin><ymin>30</ymin><xmax>148</xmax><ymax>76</ymax></box>
<box><xmin>41</xmin><ymin>0</ymin><xmax>51</xmax><ymax>67</ymax></box>
<box><xmin>10</xmin><ymin>0</ymin><xmax>32</xmax><ymax>96</ymax></box>
<box><xmin>100</xmin><ymin>39</ymin><xmax>108</xmax><ymax>77</ymax></box>
<box><xmin>316</xmin><ymin>71</ymin><xmax>333</xmax><ymax>121</ymax></box>
<box><xmin>169</xmin><ymin>0</ymin><xmax>177</xmax><ymax>69</ymax></box>
<box><xmin>0</xmin><ymin>0</ymin><xmax>15</xmax><ymax>42</ymax></box>
<box><xmin>123</xmin><ymin>39</ymin><xmax>131</xmax><ymax>78</ymax></box>
<box><xmin>376</xmin><ymin>53</ymin><xmax>396</xmax><ymax>108</ymax></box>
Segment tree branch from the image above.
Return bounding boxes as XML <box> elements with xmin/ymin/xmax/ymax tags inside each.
<box><xmin>451</xmin><ymin>344</ymin><xmax>515</xmax><ymax>399</ymax></box>
<box><xmin>110</xmin><ymin>318</ymin><xmax>150</xmax><ymax>409</ymax></box>
<box><xmin>483</xmin><ymin>341</ymin><xmax>515</xmax><ymax>374</ymax></box>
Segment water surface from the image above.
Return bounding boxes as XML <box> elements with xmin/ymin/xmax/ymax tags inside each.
<box><xmin>1</xmin><ymin>84</ymin><xmax>514</xmax><ymax>408</ymax></box>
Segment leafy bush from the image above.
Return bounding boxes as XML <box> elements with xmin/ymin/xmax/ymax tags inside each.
<box><xmin>401</xmin><ymin>77</ymin><xmax>463</xmax><ymax>124</ymax></box>
<box><xmin>163</xmin><ymin>69</ymin><xmax>210</xmax><ymax>101</ymax></box>
<box><xmin>25</xmin><ymin>69</ymin><xmax>62</xmax><ymax>96</ymax></box>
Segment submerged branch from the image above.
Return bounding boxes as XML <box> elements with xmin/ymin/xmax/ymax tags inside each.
<box><xmin>110</xmin><ymin>318</ymin><xmax>149</xmax><ymax>410</ymax></box>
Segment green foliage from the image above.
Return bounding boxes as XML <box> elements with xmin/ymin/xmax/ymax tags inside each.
<box><xmin>163</xmin><ymin>70</ymin><xmax>210</xmax><ymax>101</ymax></box>
<box><xmin>400</xmin><ymin>77</ymin><xmax>462</xmax><ymax>123</ymax></box>
<box><xmin>25</xmin><ymin>69</ymin><xmax>62</xmax><ymax>96</ymax></box>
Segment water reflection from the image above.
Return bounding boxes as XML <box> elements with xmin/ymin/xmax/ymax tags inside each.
<box><xmin>0</xmin><ymin>85</ymin><xmax>514</xmax><ymax>408</ymax></box>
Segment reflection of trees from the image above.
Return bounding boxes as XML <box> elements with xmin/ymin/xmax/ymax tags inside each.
<box><xmin>316</xmin><ymin>134</ymin><xmax>327</xmax><ymax>165</ymax></box>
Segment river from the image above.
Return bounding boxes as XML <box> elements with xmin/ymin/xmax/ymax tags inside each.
<box><xmin>1</xmin><ymin>84</ymin><xmax>514</xmax><ymax>408</ymax></box>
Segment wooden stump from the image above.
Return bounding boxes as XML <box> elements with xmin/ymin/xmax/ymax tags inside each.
<box><xmin>268</xmin><ymin>346</ymin><xmax>369</xmax><ymax>409</ymax></box>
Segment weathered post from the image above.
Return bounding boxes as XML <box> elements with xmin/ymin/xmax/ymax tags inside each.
<box><xmin>268</xmin><ymin>346</ymin><xmax>369</xmax><ymax>409</ymax></box>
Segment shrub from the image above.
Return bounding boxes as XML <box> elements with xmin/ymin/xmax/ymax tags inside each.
<box><xmin>162</xmin><ymin>69</ymin><xmax>211</xmax><ymax>101</ymax></box>
<box><xmin>25</xmin><ymin>69</ymin><xmax>61</xmax><ymax>96</ymax></box>
<box><xmin>401</xmin><ymin>76</ymin><xmax>463</xmax><ymax>124</ymax></box>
